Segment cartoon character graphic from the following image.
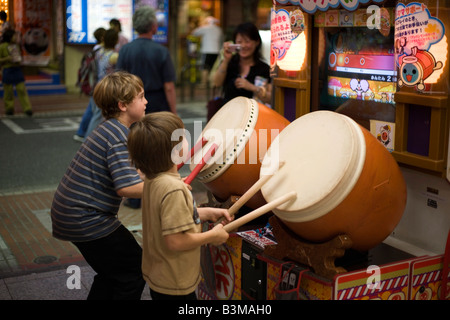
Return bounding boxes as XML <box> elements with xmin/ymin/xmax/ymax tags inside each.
<box><xmin>290</xmin><ymin>9</ymin><xmax>305</xmax><ymax>32</ymax></box>
<box><xmin>350</xmin><ymin>79</ymin><xmax>369</xmax><ymax>100</ymax></box>
<box><xmin>23</xmin><ymin>27</ymin><xmax>49</xmax><ymax>55</ymax></box>
<box><xmin>270</xmin><ymin>45</ymin><xmax>279</xmax><ymax>74</ymax></box>
<box><xmin>377</xmin><ymin>124</ymin><xmax>392</xmax><ymax>147</ymax></box>
<box><xmin>395</xmin><ymin>37</ymin><xmax>407</xmax><ymax>55</ymax></box>
<box><xmin>398</xmin><ymin>46</ymin><xmax>443</xmax><ymax>92</ymax></box>
<box><xmin>379</xmin><ymin>7</ymin><xmax>391</xmax><ymax>37</ymax></box>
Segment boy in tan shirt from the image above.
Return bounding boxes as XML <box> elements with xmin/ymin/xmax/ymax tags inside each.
<box><xmin>128</xmin><ymin>112</ymin><xmax>231</xmax><ymax>300</ymax></box>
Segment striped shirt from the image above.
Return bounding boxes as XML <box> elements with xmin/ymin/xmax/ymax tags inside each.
<box><xmin>51</xmin><ymin>118</ymin><xmax>142</xmax><ymax>242</ymax></box>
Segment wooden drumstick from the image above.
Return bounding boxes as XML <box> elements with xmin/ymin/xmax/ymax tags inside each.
<box><xmin>184</xmin><ymin>143</ymin><xmax>217</xmax><ymax>185</ymax></box>
<box><xmin>228</xmin><ymin>161</ymin><xmax>285</xmax><ymax>217</ymax></box>
<box><xmin>223</xmin><ymin>191</ymin><xmax>297</xmax><ymax>232</ymax></box>
<box><xmin>214</xmin><ymin>161</ymin><xmax>285</xmax><ymax>225</ymax></box>
<box><xmin>177</xmin><ymin>137</ymin><xmax>208</xmax><ymax>170</ymax></box>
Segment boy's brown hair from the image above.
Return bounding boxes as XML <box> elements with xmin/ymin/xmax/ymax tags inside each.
<box><xmin>128</xmin><ymin>112</ymin><xmax>184</xmax><ymax>178</ymax></box>
<box><xmin>93</xmin><ymin>71</ymin><xmax>144</xmax><ymax>119</ymax></box>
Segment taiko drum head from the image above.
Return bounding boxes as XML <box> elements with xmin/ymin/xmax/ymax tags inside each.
<box><xmin>261</xmin><ymin>111</ymin><xmax>366</xmax><ymax>222</ymax></box>
<box><xmin>190</xmin><ymin>97</ymin><xmax>259</xmax><ymax>182</ymax></box>
<box><xmin>261</xmin><ymin>110</ymin><xmax>407</xmax><ymax>251</ymax></box>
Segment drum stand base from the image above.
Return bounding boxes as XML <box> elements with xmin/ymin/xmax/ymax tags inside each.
<box><xmin>264</xmin><ymin>216</ymin><xmax>353</xmax><ymax>279</ymax></box>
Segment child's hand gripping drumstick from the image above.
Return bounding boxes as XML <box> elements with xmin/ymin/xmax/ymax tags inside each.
<box><xmin>215</xmin><ymin>161</ymin><xmax>285</xmax><ymax>225</ymax></box>
<box><xmin>223</xmin><ymin>191</ymin><xmax>297</xmax><ymax>232</ymax></box>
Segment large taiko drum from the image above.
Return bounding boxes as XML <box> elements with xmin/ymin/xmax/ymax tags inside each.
<box><xmin>191</xmin><ymin>97</ymin><xmax>290</xmax><ymax>209</ymax></box>
<box><xmin>260</xmin><ymin>111</ymin><xmax>407</xmax><ymax>251</ymax></box>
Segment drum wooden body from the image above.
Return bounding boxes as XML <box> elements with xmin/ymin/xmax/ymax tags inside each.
<box><xmin>261</xmin><ymin>111</ymin><xmax>407</xmax><ymax>251</ymax></box>
<box><xmin>191</xmin><ymin>97</ymin><xmax>290</xmax><ymax>209</ymax></box>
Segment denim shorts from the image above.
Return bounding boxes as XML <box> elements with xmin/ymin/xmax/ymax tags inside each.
<box><xmin>2</xmin><ymin>67</ymin><xmax>25</xmax><ymax>85</ymax></box>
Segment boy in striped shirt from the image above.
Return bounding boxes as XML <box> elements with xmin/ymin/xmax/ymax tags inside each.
<box><xmin>51</xmin><ymin>71</ymin><xmax>146</xmax><ymax>299</ymax></box>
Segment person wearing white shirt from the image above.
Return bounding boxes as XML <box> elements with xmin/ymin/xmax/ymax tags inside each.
<box><xmin>192</xmin><ymin>16</ymin><xmax>223</xmax><ymax>87</ymax></box>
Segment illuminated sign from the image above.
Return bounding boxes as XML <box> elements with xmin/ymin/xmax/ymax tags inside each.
<box><xmin>395</xmin><ymin>2</ymin><xmax>446</xmax><ymax>92</ymax></box>
<box><xmin>65</xmin><ymin>0</ymin><xmax>169</xmax><ymax>45</ymax></box>
<box><xmin>275</xmin><ymin>0</ymin><xmax>386</xmax><ymax>14</ymax></box>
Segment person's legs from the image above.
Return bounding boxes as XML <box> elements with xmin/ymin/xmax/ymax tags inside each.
<box><xmin>2</xmin><ymin>83</ymin><xmax>15</xmax><ymax>115</ymax></box>
<box><xmin>76</xmin><ymin>102</ymin><xmax>94</xmax><ymax>137</ymax></box>
<box><xmin>84</xmin><ymin>99</ymin><xmax>104</xmax><ymax>139</ymax></box>
<box><xmin>15</xmin><ymin>82</ymin><xmax>32</xmax><ymax>115</ymax></box>
<box><xmin>73</xmin><ymin>225</ymin><xmax>145</xmax><ymax>300</ymax></box>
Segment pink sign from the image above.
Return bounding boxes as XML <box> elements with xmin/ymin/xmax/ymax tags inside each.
<box><xmin>395</xmin><ymin>2</ymin><xmax>445</xmax><ymax>92</ymax></box>
<box><xmin>270</xmin><ymin>7</ymin><xmax>304</xmax><ymax>69</ymax></box>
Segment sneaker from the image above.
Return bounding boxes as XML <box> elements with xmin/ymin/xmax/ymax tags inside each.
<box><xmin>25</xmin><ymin>109</ymin><xmax>33</xmax><ymax>116</ymax></box>
<box><xmin>5</xmin><ymin>109</ymin><xmax>14</xmax><ymax>116</ymax></box>
<box><xmin>73</xmin><ymin>134</ymin><xmax>85</xmax><ymax>142</ymax></box>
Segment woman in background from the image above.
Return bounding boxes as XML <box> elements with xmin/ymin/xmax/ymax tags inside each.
<box><xmin>213</xmin><ymin>22</ymin><xmax>271</xmax><ymax>105</ymax></box>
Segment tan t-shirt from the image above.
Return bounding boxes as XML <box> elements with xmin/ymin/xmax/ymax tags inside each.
<box><xmin>142</xmin><ymin>172</ymin><xmax>202</xmax><ymax>295</ymax></box>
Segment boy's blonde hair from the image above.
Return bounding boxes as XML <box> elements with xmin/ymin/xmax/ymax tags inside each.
<box><xmin>128</xmin><ymin>112</ymin><xmax>184</xmax><ymax>178</ymax></box>
<box><xmin>93</xmin><ymin>71</ymin><xmax>144</xmax><ymax>119</ymax></box>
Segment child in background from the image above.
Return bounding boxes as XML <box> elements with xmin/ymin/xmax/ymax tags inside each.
<box><xmin>73</xmin><ymin>27</ymin><xmax>106</xmax><ymax>142</ymax></box>
<box><xmin>83</xmin><ymin>28</ymin><xmax>120</xmax><ymax>140</ymax></box>
<box><xmin>0</xmin><ymin>28</ymin><xmax>32</xmax><ymax>116</ymax></box>
<box><xmin>127</xmin><ymin>112</ymin><xmax>231</xmax><ymax>300</ymax></box>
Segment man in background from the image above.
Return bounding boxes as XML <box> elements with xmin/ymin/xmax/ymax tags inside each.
<box><xmin>192</xmin><ymin>16</ymin><xmax>223</xmax><ymax>88</ymax></box>
<box><xmin>116</xmin><ymin>6</ymin><xmax>176</xmax><ymax>115</ymax></box>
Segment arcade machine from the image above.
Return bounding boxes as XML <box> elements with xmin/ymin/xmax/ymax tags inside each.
<box><xmin>191</xmin><ymin>0</ymin><xmax>449</xmax><ymax>300</ymax></box>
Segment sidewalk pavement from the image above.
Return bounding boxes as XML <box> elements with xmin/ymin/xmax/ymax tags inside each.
<box><xmin>0</xmin><ymin>90</ymin><xmax>211</xmax><ymax>300</ymax></box>
<box><xmin>0</xmin><ymin>194</ymin><xmax>208</xmax><ymax>300</ymax></box>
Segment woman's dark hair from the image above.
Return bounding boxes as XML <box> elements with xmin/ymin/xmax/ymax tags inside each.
<box><xmin>104</xmin><ymin>28</ymin><xmax>118</xmax><ymax>50</ymax></box>
<box><xmin>232</xmin><ymin>22</ymin><xmax>263</xmax><ymax>62</ymax></box>
<box><xmin>93</xmin><ymin>27</ymin><xmax>106</xmax><ymax>43</ymax></box>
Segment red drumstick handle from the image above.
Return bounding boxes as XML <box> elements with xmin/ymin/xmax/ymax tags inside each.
<box><xmin>184</xmin><ymin>143</ymin><xmax>217</xmax><ymax>185</ymax></box>
<box><xmin>177</xmin><ymin>137</ymin><xmax>208</xmax><ymax>170</ymax></box>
